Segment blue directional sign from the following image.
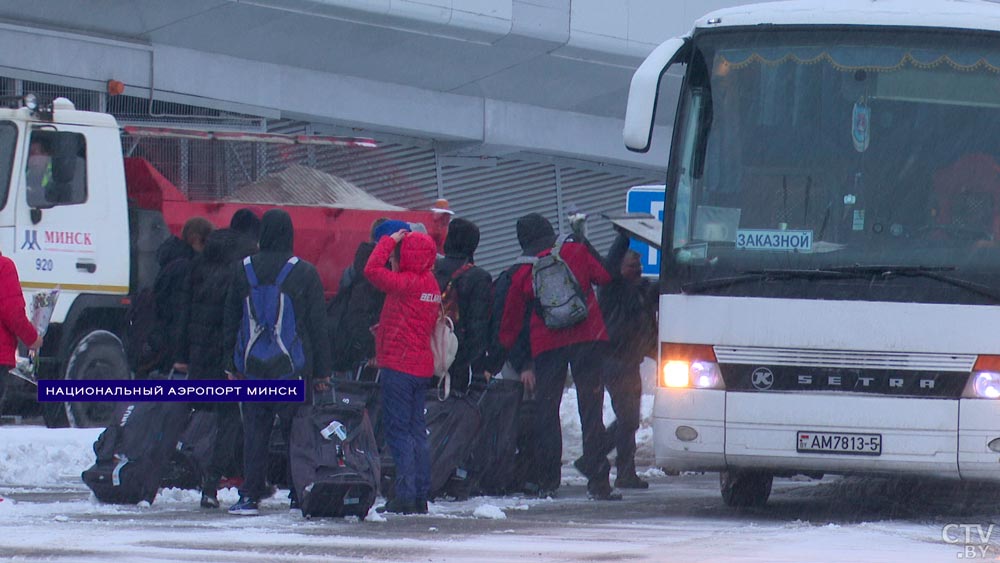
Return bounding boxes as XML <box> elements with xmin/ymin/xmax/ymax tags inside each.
<box><xmin>625</xmin><ymin>185</ymin><xmax>665</xmax><ymax>276</ymax></box>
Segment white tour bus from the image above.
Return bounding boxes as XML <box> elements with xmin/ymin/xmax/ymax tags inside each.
<box><xmin>624</xmin><ymin>0</ymin><xmax>1000</xmax><ymax>506</ymax></box>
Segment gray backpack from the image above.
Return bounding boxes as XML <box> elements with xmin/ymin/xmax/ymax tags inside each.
<box><xmin>523</xmin><ymin>237</ymin><xmax>589</xmax><ymax>329</ymax></box>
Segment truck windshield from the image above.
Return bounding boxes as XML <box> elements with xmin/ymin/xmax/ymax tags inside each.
<box><xmin>665</xmin><ymin>29</ymin><xmax>1000</xmax><ymax>305</ymax></box>
<box><xmin>0</xmin><ymin>121</ymin><xmax>16</xmax><ymax>210</ymax></box>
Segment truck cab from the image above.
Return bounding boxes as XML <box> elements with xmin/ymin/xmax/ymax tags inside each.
<box><xmin>0</xmin><ymin>96</ymin><xmax>131</xmax><ymax>427</ymax></box>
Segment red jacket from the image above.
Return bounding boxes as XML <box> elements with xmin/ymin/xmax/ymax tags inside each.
<box><xmin>364</xmin><ymin>233</ymin><xmax>441</xmax><ymax>377</ymax></box>
<box><xmin>499</xmin><ymin>240</ymin><xmax>612</xmax><ymax>358</ymax></box>
<box><xmin>0</xmin><ymin>255</ymin><xmax>37</xmax><ymax>366</ymax></box>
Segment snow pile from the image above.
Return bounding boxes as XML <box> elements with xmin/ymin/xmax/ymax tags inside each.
<box><xmin>155</xmin><ymin>486</ymin><xmax>241</xmax><ymax>506</ymax></box>
<box><xmin>229</xmin><ymin>165</ymin><xmax>402</xmax><ymax>210</ymax></box>
<box><xmin>0</xmin><ymin>427</ymin><xmax>102</xmax><ymax>486</ymax></box>
<box><xmin>427</xmin><ymin>495</ymin><xmax>542</xmax><ymax>519</ymax></box>
<box><xmin>365</xmin><ymin>505</ymin><xmax>386</xmax><ymax>522</ymax></box>
<box><xmin>472</xmin><ymin>504</ymin><xmax>506</xmax><ymax>520</ymax></box>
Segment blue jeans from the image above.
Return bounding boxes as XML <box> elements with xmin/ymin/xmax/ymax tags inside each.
<box><xmin>380</xmin><ymin>368</ymin><xmax>430</xmax><ymax>502</ymax></box>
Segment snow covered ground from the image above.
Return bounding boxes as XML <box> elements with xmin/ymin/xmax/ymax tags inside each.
<box><xmin>0</xmin><ymin>382</ymin><xmax>995</xmax><ymax>562</ymax></box>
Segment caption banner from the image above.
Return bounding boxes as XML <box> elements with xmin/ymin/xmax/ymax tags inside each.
<box><xmin>38</xmin><ymin>379</ymin><xmax>306</xmax><ymax>402</ymax></box>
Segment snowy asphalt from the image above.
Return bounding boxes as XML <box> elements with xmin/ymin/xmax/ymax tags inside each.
<box><xmin>2</xmin><ymin>472</ymin><xmax>999</xmax><ymax>562</ymax></box>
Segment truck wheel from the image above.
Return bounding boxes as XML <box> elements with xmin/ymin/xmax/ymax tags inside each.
<box><xmin>63</xmin><ymin>330</ymin><xmax>131</xmax><ymax>428</ymax></box>
<box><xmin>720</xmin><ymin>470</ymin><xmax>773</xmax><ymax>508</ymax></box>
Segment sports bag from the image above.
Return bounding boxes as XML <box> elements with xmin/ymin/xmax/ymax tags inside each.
<box><xmin>290</xmin><ymin>387</ymin><xmax>380</xmax><ymax>519</ymax></box>
<box><xmin>82</xmin><ymin>402</ymin><xmax>191</xmax><ymax>504</ymax></box>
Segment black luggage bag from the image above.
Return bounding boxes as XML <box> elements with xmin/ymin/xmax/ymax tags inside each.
<box><xmin>82</xmin><ymin>401</ymin><xmax>191</xmax><ymax>504</ymax></box>
<box><xmin>289</xmin><ymin>385</ymin><xmax>381</xmax><ymax>519</ymax></box>
<box><xmin>465</xmin><ymin>378</ymin><xmax>523</xmax><ymax>496</ymax></box>
<box><xmin>425</xmin><ymin>389</ymin><xmax>482</xmax><ymax>500</ymax></box>
<box><xmin>160</xmin><ymin>408</ymin><xmax>214</xmax><ymax>489</ymax></box>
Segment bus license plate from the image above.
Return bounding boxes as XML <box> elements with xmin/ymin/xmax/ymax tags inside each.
<box><xmin>796</xmin><ymin>431</ymin><xmax>882</xmax><ymax>456</ymax></box>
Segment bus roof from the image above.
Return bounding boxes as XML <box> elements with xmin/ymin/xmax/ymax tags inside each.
<box><xmin>697</xmin><ymin>0</ymin><xmax>1000</xmax><ymax>35</ymax></box>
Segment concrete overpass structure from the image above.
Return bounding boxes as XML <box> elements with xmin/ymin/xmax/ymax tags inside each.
<box><xmin>0</xmin><ymin>0</ymin><xmax>744</xmax><ymax>271</ymax></box>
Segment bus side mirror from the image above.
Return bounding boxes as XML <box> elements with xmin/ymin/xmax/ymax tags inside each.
<box><xmin>624</xmin><ymin>36</ymin><xmax>689</xmax><ymax>153</ymax></box>
<box><xmin>50</xmin><ymin>132</ymin><xmax>81</xmax><ymax>184</ymax></box>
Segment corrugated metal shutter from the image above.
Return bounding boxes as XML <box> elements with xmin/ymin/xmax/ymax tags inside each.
<box><xmin>441</xmin><ymin>160</ymin><xmax>559</xmax><ymax>275</ymax></box>
<box><xmin>558</xmin><ymin>167</ymin><xmax>663</xmax><ymax>256</ymax></box>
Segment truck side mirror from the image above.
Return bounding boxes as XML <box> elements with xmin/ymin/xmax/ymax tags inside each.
<box><xmin>50</xmin><ymin>132</ymin><xmax>81</xmax><ymax>184</ymax></box>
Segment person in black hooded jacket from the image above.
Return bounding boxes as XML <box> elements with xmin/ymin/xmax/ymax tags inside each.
<box><xmin>222</xmin><ymin>209</ymin><xmax>332</xmax><ymax>516</ymax></box>
<box><xmin>594</xmin><ymin>231</ymin><xmax>658</xmax><ymax>489</ymax></box>
<box><xmin>433</xmin><ymin>218</ymin><xmax>493</xmax><ymax>393</ymax></box>
<box><xmin>329</xmin><ymin>218</ymin><xmax>391</xmax><ymax>376</ymax></box>
<box><xmin>148</xmin><ymin>217</ymin><xmax>213</xmax><ymax>374</ymax></box>
<box><xmin>175</xmin><ymin>227</ymin><xmax>252</xmax><ymax>508</ymax></box>
<box><xmin>227</xmin><ymin>208</ymin><xmax>261</xmax><ymax>259</ymax></box>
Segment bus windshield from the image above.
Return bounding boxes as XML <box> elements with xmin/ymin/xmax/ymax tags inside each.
<box><xmin>666</xmin><ymin>29</ymin><xmax>1000</xmax><ymax>305</ymax></box>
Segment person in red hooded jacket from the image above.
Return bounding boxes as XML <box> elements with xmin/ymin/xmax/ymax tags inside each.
<box><xmin>0</xmin><ymin>252</ymin><xmax>43</xmax><ymax>373</ymax></box>
<box><xmin>364</xmin><ymin>228</ymin><xmax>441</xmax><ymax>515</ymax></box>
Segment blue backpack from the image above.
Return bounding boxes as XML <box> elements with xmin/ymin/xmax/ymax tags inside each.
<box><xmin>234</xmin><ymin>257</ymin><xmax>306</xmax><ymax>380</ymax></box>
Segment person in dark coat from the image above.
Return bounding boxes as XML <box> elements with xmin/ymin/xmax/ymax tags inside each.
<box><xmin>150</xmin><ymin>217</ymin><xmax>213</xmax><ymax>375</ymax></box>
<box><xmin>223</xmin><ymin>209</ymin><xmax>332</xmax><ymax>516</ymax></box>
<box><xmin>329</xmin><ymin>218</ymin><xmax>393</xmax><ymax>376</ymax></box>
<box><xmin>499</xmin><ymin>213</ymin><xmax>619</xmax><ymax>500</ymax></box>
<box><xmin>433</xmin><ymin>218</ymin><xmax>492</xmax><ymax>394</ymax></box>
<box><xmin>481</xmin><ymin>229</ymin><xmax>538</xmax><ymax>496</ymax></box>
<box><xmin>175</xmin><ymin>228</ymin><xmax>252</xmax><ymax>508</ymax></box>
<box><xmin>594</xmin><ymin>232</ymin><xmax>658</xmax><ymax>489</ymax></box>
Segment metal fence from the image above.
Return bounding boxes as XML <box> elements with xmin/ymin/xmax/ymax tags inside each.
<box><xmin>120</xmin><ymin>132</ymin><xmax>436</xmax><ymax>207</ymax></box>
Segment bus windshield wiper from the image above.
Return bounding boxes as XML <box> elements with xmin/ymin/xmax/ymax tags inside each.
<box><xmin>824</xmin><ymin>265</ymin><xmax>1000</xmax><ymax>303</ymax></box>
<box><xmin>682</xmin><ymin>268</ymin><xmax>857</xmax><ymax>294</ymax></box>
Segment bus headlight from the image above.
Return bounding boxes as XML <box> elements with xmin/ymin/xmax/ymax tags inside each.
<box><xmin>660</xmin><ymin>350</ymin><xmax>724</xmax><ymax>389</ymax></box>
<box><xmin>662</xmin><ymin>361</ymin><xmax>691</xmax><ymax>387</ymax></box>
<box><xmin>691</xmin><ymin>360</ymin><xmax>723</xmax><ymax>388</ymax></box>
<box><xmin>965</xmin><ymin>371</ymin><xmax>1000</xmax><ymax>399</ymax></box>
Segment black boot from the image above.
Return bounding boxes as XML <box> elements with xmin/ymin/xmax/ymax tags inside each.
<box><xmin>587</xmin><ymin>461</ymin><xmax>622</xmax><ymax>501</ymax></box>
<box><xmin>615</xmin><ymin>472</ymin><xmax>650</xmax><ymax>489</ymax></box>
<box><xmin>376</xmin><ymin>498</ymin><xmax>417</xmax><ymax>514</ymax></box>
<box><xmin>415</xmin><ymin>498</ymin><xmax>429</xmax><ymax>514</ymax></box>
<box><xmin>200</xmin><ymin>478</ymin><xmax>220</xmax><ymax>509</ymax></box>
<box><xmin>615</xmin><ymin>461</ymin><xmax>649</xmax><ymax>489</ymax></box>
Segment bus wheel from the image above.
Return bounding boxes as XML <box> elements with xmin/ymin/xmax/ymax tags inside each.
<box><xmin>63</xmin><ymin>330</ymin><xmax>131</xmax><ymax>428</ymax></box>
<box><xmin>720</xmin><ymin>470</ymin><xmax>773</xmax><ymax>507</ymax></box>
